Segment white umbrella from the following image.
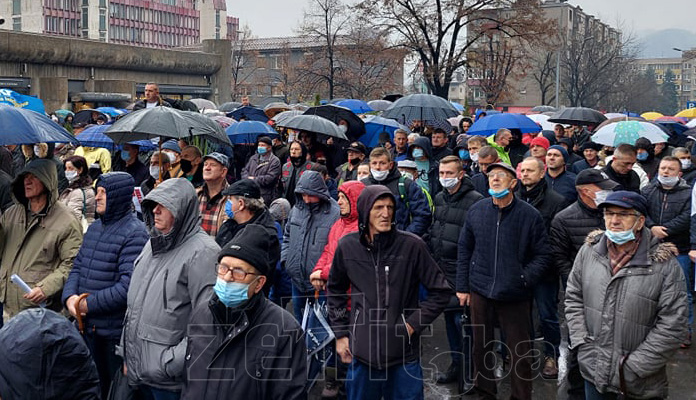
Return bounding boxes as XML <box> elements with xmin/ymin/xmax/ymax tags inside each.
<box><xmin>526</xmin><ymin>114</ymin><xmax>556</xmax><ymax>131</ymax></box>
<box><xmin>591</xmin><ymin>121</ymin><xmax>669</xmax><ymax>147</ymax></box>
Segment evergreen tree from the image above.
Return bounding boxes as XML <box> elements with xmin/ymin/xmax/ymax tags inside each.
<box><xmin>659</xmin><ymin>69</ymin><xmax>679</xmax><ymax>115</ymax></box>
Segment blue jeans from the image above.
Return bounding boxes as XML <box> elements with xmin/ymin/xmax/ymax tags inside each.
<box><xmin>291</xmin><ymin>285</ymin><xmax>326</xmax><ymax>322</ymax></box>
<box><xmin>676</xmin><ymin>254</ymin><xmax>694</xmax><ymax>330</ymax></box>
<box><xmin>533</xmin><ymin>278</ymin><xmax>561</xmax><ymax>358</ymax></box>
<box><xmin>139</xmin><ymin>385</ymin><xmax>180</xmax><ymax>400</ymax></box>
<box><xmin>346</xmin><ymin>360</ymin><xmax>424</xmax><ymax>400</ymax></box>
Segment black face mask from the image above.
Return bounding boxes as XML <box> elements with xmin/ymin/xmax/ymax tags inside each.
<box><xmin>350</xmin><ymin>157</ymin><xmax>361</xmax><ymax>166</ymax></box>
<box><xmin>290</xmin><ymin>156</ymin><xmax>303</xmax><ymax>166</ymax></box>
<box><xmin>180</xmin><ymin>159</ymin><xmax>193</xmax><ymax>174</ymax></box>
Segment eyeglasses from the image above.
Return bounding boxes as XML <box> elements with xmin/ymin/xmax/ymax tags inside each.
<box><xmin>603</xmin><ymin>211</ymin><xmax>640</xmax><ymax>219</ymax></box>
<box><xmin>216</xmin><ymin>263</ymin><xmax>260</xmax><ymax>280</ymax></box>
<box><xmin>488</xmin><ymin>171</ymin><xmax>511</xmax><ymax>179</ymax></box>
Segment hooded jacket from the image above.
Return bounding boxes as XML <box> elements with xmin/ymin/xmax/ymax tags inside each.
<box><xmin>62</xmin><ymin>172</ymin><xmax>149</xmax><ymax>339</ymax></box>
<box><xmin>565</xmin><ymin>229</ymin><xmax>687</xmax><ymax>399</ymax></box>
<box><xmin>0</xmin><ymin>159</ymin><xmax>83</xmax><ymax>316</ymax></box>
<box><xmin>0</xmin><ymin>309</ymin><xmax>101</xmax><ymax>400</ymax></box>
<box><xmin>408</xmin><ymin>136</ymin><xmax>442</xmax><ymax>196</ymax></box>
<box><xmin>281</xmin><ymin>142</ymin><xmax>314</xmax><ymax>205</ymax></box>
<box><xmin>313</xmin><ymin>180</ymin><xmax>365</xmax><ymax>280</ymax></box>
<box><xmin>642</xmin><ymin>178</ymin><xmax>691</xmax><ymax>253</ymax></box>
<box><xmin>327</xmin><ymin>185</ymin><xmax>451</xmax><ymax>369</ymax></box>
<box><xmin>281</xmin><ymin>171</ymin><xmax>340</xmax><ymax>293</ymax></box>
<box><xmin>121</xmin><ymin>178</ymin><xmax>220</xmax><ymax>391</ymax></box>
<box><xmin>486</xmin><ymin>134</ymin><xmax>512</xmax><ymax>165</ymax></box>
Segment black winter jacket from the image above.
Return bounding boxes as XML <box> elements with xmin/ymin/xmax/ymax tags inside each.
<box><xmin>549</xmin><ymin>199</ymin><xmax>605</xmax><ymax>278</ymax></box>
<box><xmin>545</xmin><ymin>169</ymin><xmax>577</xmax><ymax>203</ymax></box>
<box><xmin>456</xmin><ymin>197</ymin><xmax>551</xmax><ymax>301</ymax></box>
<box><xmin>603</xmin><ymin>162</ymin><xmax>641</xmax><ymax>193</ymax></box>
<box><xmin>471</xmin><ymin>172</ymin><xmax>490</xmax><ymax>198</ymax></box>
<box><xmin>517</xmin><ymin>179</ymin><xmax>569</xmax><ymax>232</ymax></box>
<box><xmin>642</xmin><ymin>179</ymin><xmax>691</xmax><ymax>253</ymax></box>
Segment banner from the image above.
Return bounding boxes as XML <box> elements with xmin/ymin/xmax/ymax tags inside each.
<box><xmin>0</xmin><ymin>88</ymin><xmax>45</xmax><ymax>114</ymax></box>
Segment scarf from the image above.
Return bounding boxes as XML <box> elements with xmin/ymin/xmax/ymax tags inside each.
<box><xmin>607</xmin><ymin>234</ymin><xmax>641</xmax><ymax>276</ymax></box>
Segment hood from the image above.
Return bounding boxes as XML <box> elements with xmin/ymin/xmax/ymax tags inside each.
<box><xmin>294</xmin><ymin>170</ymin><xmax>332</xmax><ymax>204</ymax></box>
<box><xmin>357</xmin><ymin>185</ymin><xmax>396</xmax><ymax>246</ymax></box>
<box><xmin>291</xmin><ymin>141</ymin><xmax>309</xmax><ymax>164</ymax></box>
<box><xmin>338</xmin><ymin>180</ymin><xmax>365</xmax><ymax>222</ymax></box>
<box><xmin>409</xmin><ymin>136</ymin><xmax>433</xmax><ymax>160</ymax></box>
<box><xmin>96</xmin><ymin>172</ymin><xmax>135</xmax><ymax>224</ymax></box>
<box><xmin>11</xmin><ymin>158</ymin><xmax>59</xmax><ymax>209</ymax></box>
<box><xmin>142</xmin><ymin>177</ymin><xmax>202</xmax><ymax>254</ymax></box>
<box><xmin>0</xmin><ymin>309</ymin><xmax>100</xmax><ymax>400</ymax></box>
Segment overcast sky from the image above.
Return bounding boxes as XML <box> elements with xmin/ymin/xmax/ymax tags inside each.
<box><xmin>226</xmin><ymin>0</ymin><xmax>693</xmax><ymax>38</ymax></box>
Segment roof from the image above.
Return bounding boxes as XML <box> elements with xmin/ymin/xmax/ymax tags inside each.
<box><xmin>244</xmin><ymin>35</ymin><xmax>353</xmax><ymax>51</ymax></box>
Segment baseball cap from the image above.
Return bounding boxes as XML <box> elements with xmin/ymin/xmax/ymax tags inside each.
<box><xmin>575</xmin><ymin>169</ymin><xmax>619</xmax><ymax>190</ymax></box>
<box><xmin>486</xmin><ymin>162</ymin><xmax>516</xmax><ymax>178</ymax></box>
<box><xmin>222</xmin><ymin>179</ymin><xmax>261</xmax><ymax>199</ymax></box>
<box><xmin>345</xmin><ymin>141</ymin><xmax>367</xmax><ymax>155</ymax></box>
<box><xmin>598</xmin><ymin>190</ymin><xmax>648</xmax><ymax>216</ymax></box>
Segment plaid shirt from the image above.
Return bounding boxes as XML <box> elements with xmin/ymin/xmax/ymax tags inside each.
<box><xmin>197</xmin><ymin>181</ymin><xmax>229</xmax><ymax>236</ymax></box>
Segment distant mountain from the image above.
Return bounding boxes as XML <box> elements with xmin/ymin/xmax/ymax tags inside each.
<box><xmin>637</xmin><ymin>29</ymin><xmax>696</xmax><ymax>58</ymax></box>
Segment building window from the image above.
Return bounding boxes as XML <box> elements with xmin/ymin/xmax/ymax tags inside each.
<box><xmin>13</xmin><ymin>17</ymin><xmax>21</xmax><ymax>31</ymax></box>
<box><xmin>99</xmin><ymin>9</ymin><xmax>106</xmax><ymax>31</ymax></box>
<box><xmin>256</xmin><ymin>56</ymin><xmax>266</xmax><ymax>69</ymax></box>
<box><xmin>12</xmin><ymin>0</ymin><xmax>21</xmax><ymax>16</ymax></box>
<box><xmin>269</xmin><ymin>55</ymin><xmax>280</xmax><ymax>69</ymax></box>
<box><xmin>271</xmin><ymin>86</ymin><xmax>282</xmax><ymax>96</ymax></box>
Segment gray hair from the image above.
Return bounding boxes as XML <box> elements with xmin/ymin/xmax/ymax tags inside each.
<box><xmin>673</xmin><ymin>147</ymin><xmax>689</xmax><ymax>156</ymax></box>
<box><xmin>407</xmin><ymin>133</ymin><xmax>420</xmax><ymax>142</ymax></box>
<box><xmin>233</xmin><ymin>195</ymin><xmax>265</xmax><ymax>213</ymax></box>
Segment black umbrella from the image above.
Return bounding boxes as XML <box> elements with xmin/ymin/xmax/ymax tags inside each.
<box><xmin>282</xmin><ymin>115</ymin><xmax>348</xmax><ymax>140</ymax></box>
<box><xmin>548</xmin><ymin>107</ymin><xmax>607</xmax><ymax>126</ymax></box>
<box><xmin>531</xmin><ymin>105</ymin><xmax>557</xmax><ymax>113</ymax></box>
<box><xmin>228</xmin><ymin>106</ymin><xmax>269</xmax><ymax>122</ymax></box>
<box><xmin>383</xmin><ymin>93</ymin><xmax>403</xmax><ymax>102</ymax></box>
<box><xmin>382</xmin><ymin>93</ymin><xmax>460</xmax><ymax>124</ymax></box>
<box><xmin>219</xmin><ymin>101</ymin><xmax>242</xmax><ymax>112</ymax></box>
<box><xmin>303</xmin><ymin>104</ymin><xmax>365</xmax><ymax>140</ymax></box>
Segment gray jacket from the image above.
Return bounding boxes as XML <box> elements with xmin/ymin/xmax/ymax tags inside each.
<box><xmin>241</xmin><ymin>152</ymin><xmax>281</xmax><ymax>205</ymax></box>
<box><xmin>565</xmin><ymin>228</ymin><xmax>687</xmax><ymax>399</ymax></box>
<box><xmin>281</xmin><ymin>171</ymin><xmax>339</xmax><ymax>293</ymax></box>
<box><xmin>121</xmin><ymin>178</ymin><xmax>220</xmax><ymax>391</ymax></box>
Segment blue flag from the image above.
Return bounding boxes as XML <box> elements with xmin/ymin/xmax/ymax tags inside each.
<box><xmin>0</xmin><ymin>88</ymin><xmax>45</xmax><ymax>114</ymax></box>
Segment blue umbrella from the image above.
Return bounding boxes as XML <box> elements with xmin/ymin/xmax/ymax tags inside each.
<box><xmin>76</xmin><ymin>124</ymin><xmax>155</xmax><ymax>150</ymax></box>
<box><xmin>0</xmin><ymin>103</ymin><xmax>77</xmax><ymax>145</ymax></box>
<box><xmin>450</xmin><ymin>101</ymin><xmax>464</xmax><ymax>112</ymax></box>
<box><xmin>360</xmin><ymin>115</ymin><xmax>410</xmax><ymax>147</ymax></box>
<box><xmin>467</xmin><ymin>113</ymin><xmax>541</xmax><ymax>136</ymax></box>
<box><xmin>335</xmin><ymin>99</ymin><xmax>374</xmax><ymax>114</ymax></box>
<box><xmin>0</xmin><ymin>88</ymin><xmax>45</xmax><ymax>114</ymax></box>
<box><xmin>474</xmin><ymin>109</ymin><xmax>501</xmax><ymax>120</ymax></box>
<box><xmin>227</xmin><ymin>106</ymin><xmax>269</xmax><ymax>122</ymax></box>
<box><xmin>225</xmin><ymin>121</ymin><xmax>278</xmax><ymax>144</ymax></box>
<box><xmin>96</xmin><ymin>107</ymin><xmax>128</xmax><ymax>118</ymax></box>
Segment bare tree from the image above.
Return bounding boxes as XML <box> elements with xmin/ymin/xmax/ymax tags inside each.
<box><xmin>530</xmin><ymin>50</ymin><xmax>557</xmax><ymax>106</ymax></box>
<box><xmin>231</xmin><ymin>25</ymin><xmax>258</xmax><ymax>101</ymax></box>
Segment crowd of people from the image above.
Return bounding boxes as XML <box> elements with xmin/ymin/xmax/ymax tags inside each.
<box><xmin>0</xmin><ymin>86</ymin><xmax>692</xmax><ymax>400</ymax></box>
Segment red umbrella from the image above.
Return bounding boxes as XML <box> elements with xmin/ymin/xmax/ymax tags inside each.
<box><xmin>654</xmin><ymin>116</ymin><xmax>687</xmax><ymax>124</ymax></box>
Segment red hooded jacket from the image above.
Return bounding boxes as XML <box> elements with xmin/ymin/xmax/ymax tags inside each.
<box><xmin>313</xmin><ymin>180</ymin><xmax>365</xmax><ymax>280</ymax></box>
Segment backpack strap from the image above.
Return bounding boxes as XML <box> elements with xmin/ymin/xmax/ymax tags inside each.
<box><xmin>80</xmin><ymin>188</ymin><xmax>86</xmax><ymax>216</ymax></box>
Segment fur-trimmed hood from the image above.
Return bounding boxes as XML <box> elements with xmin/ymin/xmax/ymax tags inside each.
<box><xmin>585</xmin><ymin>228</ymin><xmax>678</xmax><ymax>263</ymax></box>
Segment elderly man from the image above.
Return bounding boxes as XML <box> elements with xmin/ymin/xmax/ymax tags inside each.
<box><xmin>133</xmin><ymin>82</ymin><xmax>171</xmax><ymax>110</ymax></box>
<box><xmin>486</xmin><ymin>128</ymin><xmax>512</xmax><ymax>165</ymax></box>
<box><xmin>121</xmin><ymin>178</ymin><xmax>220</xmax><ymax>399</ymax></box>
<box><xmin>180</xmin><ymin>145</ymin><xmax>204</xmax><ymax>188</ymax></box>
<box><xmin>181</xmin><ymin>225</ymin><xmax>306</xmax><ymax>400</ymax></box>
<box><xmin>469</xmin><ymin>146</ymin><xmax>500</xmax><ymax>198</ymax></box>
<box><xmin>565</xmin><ymin>191</ymin><xmax>687</xmax><ymax>399</ymax></box>
<box><xmin>196</xmin><ymin>152</ymin><xmax>230</xmax><ymax>236</ymax></box>
<box><xmin>141</xmin><ymin>151</ymin><xmax>171</xmax><ymax>196</ymax></box>
<box><xmin>602</xmin><ymin>143</ymin><xmax>640</xmax><ymax>193</ymax></box>
<box><xmin>336</xmin><ymin>141</ymin><xmax>367</xmax><ymax>185</ymax></box>
<box><xmin>242</xmin><ymin>136</ymin><xmax>282</xmax><ymax>205</ymax></box>
<box><xmin>545</xmin><ymin>145</ymin><xmax>578</xmax><ymax>203</ymax></box>
<box><xmin>0</xmin><ymin>160</ymin><xmax>82</xmax><ymax>319</ymax></box>
<box><xmin>457</xmin><ymin>162</ymin><xmax>550</xmax><ymax>400</ymax></box>
<box><xmin>161</xmin><ymin>140</ymin><xmax>183</xmax><ymax>179</ymax></box>
<box><xmin>390</xmin><ymin>129</ymin><xmax>410</xmax><ymax>162</ymax></box>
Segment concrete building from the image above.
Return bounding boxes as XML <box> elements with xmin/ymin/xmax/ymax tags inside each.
<box><xmin>633</xmin><ymin>51</ymin><xmax>696</xmax><ymax>110</ymax></box>
<box><xmin>0</xmin><ymin>0</ymin><xmax>238</xmax><ymax>48</ymax></box>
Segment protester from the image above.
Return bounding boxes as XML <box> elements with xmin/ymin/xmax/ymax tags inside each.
<box><xmin>556</xmin><ymin>137</ymin><xmax>583</xmax><ymax>166</ymax></box>
<box><xmin>0</xmin><ymin>160</ymin><xmax>82</xmax><ymax>319</ymax></box>
<box><xmin>545</xmin><ymin>145</ymin><xmax>578</xmax><ymax>203</ymax></box>
<box><xmin>141</xmin><ymin>151</ymin><xmax>171</xmax><ymax>196</ymax></box>
<box><xmin>161</xmin><ymin>139</ymin><xmax>184</xmax><ymax>178</ymax></box>
<box><xmin>602</xmin><ymin>143</ymin><xmax>640</xmax><ymax>193</ymax></box>
<box><xmin>180</xmin><ymin>145</ymin><xmax>204</xmax><ymax>188</ymax></box>
<box><xmin>121</xmin><ymin>178</ymin><xmax>220</xmax><ymax>399</ymax></box>
<box><xmin>673</xmin><ymin>147</ymin><xmax>696</xmax><ymax>185</ymax></box>
<box><xmin>268</xmin><ymin>197</ymin><xmax>293</xmax><ymax>307</ymax></box>
<box><xmin>272</xmin><ymin>136</ymin><xmax>289</xmax><ymax>164</ymax></box>
<box><xmin>571</xmin><ymin>141</ymin><xmax>602</xmax><ymax>173</ymax></box>
<box><xmin>466</xmin><ymin>135</ymin><xmax>487</xmax><ymax>174</ymax></box>
<box><xmin>197</xmin><ymin>152</ymin><xmax>230</xmax><ymax>236</ymax></box>
<box><xmin>390</xmin><ymin>128</ymin><xmax>409</xmax><ymax>162</ymax></box>
<box><xmin>59</xmin><ymin>155</ymin><xmax>96</xmax><ymax>224</ymax></box>
<box><xmin>62</xmin><ymin>172</ymin><xmax>149</xmax><ymax>399</ymax></box>
<box><xmin>635</xmin><ymin>137</ymin><xmax>660</xmax><ymax>180</ymax></box>
<box><xmin>328</xmin><ymin>185</ymin><xmax>451</xmax><ymax>400</ymax></box>
<box><xmin>281</xmin><ymin>141</ymin><xmax>314</xmax><ymax>206</ymax></box>
<box><xmin>486</xmin><ymin>128</ymin><xmax>512</xmax><ymax>165</ymax></box>
<box><xmin>0</xmin><ymin>169</ymin><xmax>12</xmax><ymax>212</ymax></box>
<box><xmin>336</xmin><ymin>141</ymin><xmax>367</xmax><ymax>185</ymax></box>
<box><xmin>457</xmin><ymin>162</ymin><xmax>550</xmax><ymax>400</ymax></box>
<box><xmin>181</xmin><ymin>225</ymin><xmax>307</xmax><ymax>400</ymax></box>
<box><xmin>242</xmin><ymin>136</ymin><xmax>282</xmax><ymax>205</ymax></box>
<box><xmin>133</xmin><ymin>82</ymin><xmax>172</xmax><ymax>110</ymax></box>
<box><xmin>408</xmin><ymin>136</ymin><xmax>441</xmax><ymax>196</ymax></box>
<box><xmin>22</xmin><ymin>143</ymin><xmax>69</xmax><ymax>192</ymax></box>
<box><xmin>470</xmin><ymin>146</ymin><xmax>500</xmax><ymax>198</ymax></box>
<box><xmin>356</xmin><ymin>161</ymin><xmax>370</xmax><ymax>181</ymax></box>
<box><xmin>74</xmin><ymin>145</ymin><xmax>112</xmax><ymax>174</ymax></box>
<box><xmin>116</xmin><ymin>143</ymin><xmax>149</xmax><ymax>185</ymax></box>
<box><xmin>529</xmin><ymin>136</ymin><xmax>550</xmax><ymax>163</ymax></box>
<box><xmin>565</xmin><ymin>191</ymin><xmax>687</xmax><ymax>399</ymax></box>
<box><xmin>431</xmin><ymin>128</ymin><xmax>453</xmax><ymax>161</ymax></box>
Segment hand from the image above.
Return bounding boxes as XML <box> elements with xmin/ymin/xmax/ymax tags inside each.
<box><xmin>77</xmin><ymin>296</ymin><xmax>88</xmax><ymax>316</ymax></box>
<box><xmin>689</xmin><ymin>250</ymin><xmax>696</xmax><ymax>263</ymax></box>
<box><xmin>66</xmin><ymin>295</ymin><xmax>80</xmax><ymax>318</ymax></box>
<box><xmin>336</xmin><ymin>336</ymin><xmax>352</xmax><ymax>364</ymax></box>
<box><xmin>24</xmin><ymin>287</ymin><xmax>46</xmax><ymax>304</ymax></box>
<box><xmin>650</xmin><ymin>226</ymin><xmax>668</xmax><ymax>239</ymax></box>
<box><xmin>309</xmin><ymin>270</ymin><xmax>326</xmax><ymax>292</ymax></box>
<box><xmin>405</xmin><ymin>322</ymin><xmax>414</xmax><ymax>337</ymax></box>
<box><xmin>123</xmin><ymin>363</ymin><xmax>128</xmax><ymax>376</ymax></box>
<box><xmin>248</xmin><ymin>176</ymin><xmax>255</xmax><ymax>179</ymax></box>
<box><xmin>456</xmin><ymin>292</ymin><xmax>470</xmax><ymax>307</ymax></box>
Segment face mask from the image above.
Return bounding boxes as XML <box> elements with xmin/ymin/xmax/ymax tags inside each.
<box><xmin>440</xmin><ymin>177</ymin><xmax>459</xmax><ymax>189</ymax></box>
<box><xmin>290</xmin><ymin>156</ymin><xmax>303</xmax><ymax>165</ymax></box>
<box><xmin>33</xmin><ymin>145</ymin><xmax>41</xmax><ymax>157</ymax></box>
<box><xmin>681</xmin><ymin>159</ymin><xmax>692</xmax><ymax>169</ymax></box>
<box><xmin>257</xmin><ymin>146</ymin><xmax>268</xmax><ymax>155</ymax></box>
<box><xmin>605</xmin><ymin>226</ymin><xmax>636</xmax><ymax>245</ymax></box>
<box><xmin>594</xmin><ymin>189</ymin><xmax>611</xmax><ymax>205</ymax></box>
<box><xmin>214</xmin><ymin>277</ymin><xmax>252</xmax><ymax>308</ymax></box>
<box><xmin>121</xmin><ymin>151</ymin><xmax>131</xmax><ymax>162</ymax></box>
<box><xmin>163</xmin><ymin>151</ymin><xmax>176</xmax><ymax>164</ymax></box>
<box><xmin>458</xmin><ymin>150</ymin><xmax>470</xmax><ymax>160</ymax></box>
<box><xmin>488</xmin><ymin>188</ymin><xmax>510</xmax><ymax>199</ymax></box>
<box><xmin>349</xmin><ymin>157</ymin><xmax>361</xmax><ymax>166</ymax></box>
<box><xmin>636</xmin><ymin>152</ymin><xmax>648</xmax><ymax>161</ymax></box>
<box><xmin>357</xmin><ymin>173</ymin><xmax>370</xmax><ymax>180</ymax></box>
<box><xmin>657</xmin><ymin>175</ymin><xmax>679</xmax><ymax>187</ymax></box>
<box><xmin>180</xmin><ymin>159</ymin><xmax>193</xmax><ymax>174</ymax></box>
<box><xmin>224</xmin><ymin>199</ymin><xmax>235</xmax><ymax>219</ymax></box>
<box><xmin>401</xmin><ymin>172</ymin><xmax>414</xmax><ymax>180</ymax></box>
<box><xmin>65</xmin><ymin>170</ymin><xmax>78</xmax><ymax>182</ymax></box>
<box><xmin>470</xmin><ymin>152</ymin><xmax>479</xmax><ymax>162</ymax></box>
<box><xmin>149</xmin><ymin>166</ymin><xmax>160</xmax><ymax>180</ymax></box>
<box><xmin>412</xmin><ymin>148</ymin><xmax>424</xmax><ymax>159</ymax></box>
<box><xmin>371</xmin><ymin>169</ymin><xmax>389</xmax><ymax>181</ymax></box>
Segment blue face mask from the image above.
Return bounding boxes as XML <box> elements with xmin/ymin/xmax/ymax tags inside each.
<box><xmin>214</xmin><ymin>277</ymin><xmax>252</xmax><ymax>308</ymax></box>
<box><xmin>605</xmin><ymin>228</ymin><xmax>636</xmax><ymax>245</ymax></box>
<box><xmin>458</xmin><ymin>149</ymin><xmax>470</xmax><ymax>160</ymax></box>
<box><xmin>120</xmin><ymin>151</ymin><xmax>131</xmax><ymax>162</ymax></box>
<box><xmin>257</xmin><ymin>146</ymin><xmax>268</xmax><ymax>155</ymax></box>
<box><xmin>637</xmin><ymin>152</ymin><xmax>648</xmax><ymax>161</ymax></box>
<box><xmin>412</xmin><ymin>148</ymin><xmax>424</xmax><ymax>159</ymax></box>
<box><xmin>224</xmin><ymin>199</ymin><xmax>235</xmax><ymax>219</ymax></box>
<box><xmin>488</xmin><ymin>188</ymin><xmax>510</xmax><ymax>199</ymax></box>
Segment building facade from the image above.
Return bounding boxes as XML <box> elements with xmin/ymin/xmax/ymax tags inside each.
<box><xmin>633</xmin><ymin>51</ymin><xmax>696</xmax><ymax>110</ymax></box>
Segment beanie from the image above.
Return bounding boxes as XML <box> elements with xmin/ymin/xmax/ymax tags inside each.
<box><xmin>548</xmin><ymin>145</ymin><xmax>569</xmax><ymax>163</ymax></box>
<box><xmin>217</xmin><ymin>225</ymin><xmax>271</xmax><ymax>276</ymax></box>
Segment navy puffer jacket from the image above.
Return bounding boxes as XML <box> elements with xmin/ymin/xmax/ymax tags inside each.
<box><xmin>62</xmin><ymin>172</ymin><xmax>149</xmax><ymax>339</ymax></box>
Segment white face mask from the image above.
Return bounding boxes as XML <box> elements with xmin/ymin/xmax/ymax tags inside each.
<box><xmin>65</xmin><ymin>170</ymin><xmax>78</xmax><ymax>182</ymax></box>
<box><xmin>34</xmin><ymin>145</ymin><xmax>41</xmax><ymax>157</ymax></box>
<box><xmin>439</xmin><ymin>177</ymin><xmax>459</xmax><ymax>189</ymax></box>
<box><xmin>149</xmin><ymin>166</ymin><xmax>160</xmax><ymax>180</ymax></box>
<box><xmin>594</xmin><ymin>189</ymin><xmax>611</xmax><ymax>205</ymax></box>
<box><xmin>371</xmin><ymin>169</ymin><xmax>389</xmax><ymax>181</ymax></box>
<box><xmin>657</xmin><ymin>175</ymin><xmax>679</xmax><ymax>187</ymax></box>
<box><xmin>470</xmin><ymin>152</ymin><xmax>479</xmax><ymax>162</ymax></box>
<box><xmin>681</xmin><ymin>159</ymin><xmax>692</xmax><ymax>169</ymax></box>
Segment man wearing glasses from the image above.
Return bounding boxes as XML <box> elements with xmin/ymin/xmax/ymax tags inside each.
<box><xmin>566</xmin><ymin>190</ymin><xmax>687</xmax><ymax>399</ymax></box>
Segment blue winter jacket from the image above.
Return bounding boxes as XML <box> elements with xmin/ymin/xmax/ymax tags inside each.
<box><xmin>62</xmin><ymin>172</ymin><xmax>149</xmax><ymax>339</ymax></box>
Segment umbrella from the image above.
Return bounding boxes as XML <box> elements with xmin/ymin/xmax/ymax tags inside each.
<box><xmin>105</xmin><ymin>106</ymin><xmax>231</xmax><ymax>146</ymax></box>
<box><xmin>189</xmin><ymin>98</ymin><xmax>217</xmax><ymax>111</ymax></box>
<box><xmin>0</xmin><ymin>88</ymin><xmax>45</xmax><ymax>114</ymax></box>
<box><xmin>360</xmin><ymin>115</ymin><xmax>410</xmax><ymax>147</ymax></box>
<box><xmin>604</xmin><ymin>113</ymin><xmax>630</xmax><ymax>120</ymax></box>
<box><xmin>76</xmin><ymin>125</ymin><xmax>115</xmax><ymax>149</ymax></box>
<box><xmin>467</xmin><ymin>113</ymin><xmax>541</xmax><ymax>136</ymax></box>
<box><xmin>382</xmin><ymin>94</ymin><xmax>460</xmax><ymax>123</ymax></box>
<box><xmin>548</xmin><ymin>107</ymin><xmax>607</xmax><ymax>126</ymax></box>
<box><xmin>531</xmin><ymin>105</ymin><xmax>557</xmax><ymax>113</ymax></box>
<box><xmin>54</xmin><ymin>109</ymin><xmax>74</xmax><ymax>120</ymax></box>
<box><xmin>328</xmin><ymin>98</ymin><xmax>348</xmax><ymax>104</ymax></box>
<box><xmin>367</xmin><ymin>99</ymin><xmax>393</xmax><ymax>112</ymax></box>
<box><xmin>301</xmin><ymin>293</ymin><xmax>334</xmax><ymax>391</ymax></box>
<box><xmin>290</xmin><ymin>103</ymin><xmax>309</xmax><ymax>111</ymax></box>
<box><xmin>474</xmin><ymin>109</ymin><xmax>501</xmax><ymax>120</ymax></box>
<box><xmin>654</xmin><ymin>116</ymin><xmax>687</xmax><ymax>124</ymax></box>
<box><xmin>641</xmin><ymin>111</ymin><xmax>663</xmax><ymax>121</ymax></box>
<box><xmin>334</xmin><ymin>99</ymin><xmax>374</xmax><ymax>114</ymax></box>
<box><xmin>448</xmin><ymin>115</ymin><xmax>464</xmax><ymax>128</ymax></box>
<box><xmin>687</xmin><ymin>119</ymin><xmax>696</xmax><ymax>129</ymax></box>
<box><xmin>227</xmin><ymin>106</ymin><xmax>269</xmax><ymax>122</ymax></box>
<box><xmin>526</xmin><ymin>114</ymin><xmax>556</xmax><ymax>131</ymax></box>
<box><xmin>0</xmin><ymin>103</ymin><xmax>78</xmax><ymax>145</ymax></box>
<box><xmin>303</xmin><ymin>105</ymin><xmax>364</xmax><ymax>140</ymax></box>
<box><xmin>74</xmin><ymin>109</ymin><xmax>109</xmax><ymax>125</ymax></box>
<box><xmin>96</xmin><ymin>107</ymin><xmax>129</xmax><ymax>119</ymax></box>
<box><xmin>208</xmin><ymin>115</ymin><xmax>237</xmax><ymax>129</ymax></box>
<box><xmin>591</xmin><ymin>121</ymin><xmax>669</xmax><ymax>147</ymax></box>
<box><xmin>264</xmin><ymin>102</ymin><xmax>291</xmax><ymax>118</ymax></box>
<box><xmin>450</xmin><ymin>101</ymin><xmax>465</xmax><ymax>112</ymax></box>
<box><xmin>273</xmin><ymin>110</ymin><xmax>304</xmax><ymax>127</ymax></box>
<box><xmin>219</xmin><ymin>101</ymin><xmax>242</xmax><ymax>112</ymax></box>
<box><xmin>595</xmin><ymin>117</ymin><xmax>645</xmax><ymax>131</ymax></box>
<box><xmin>282</xmin><ymin>115</ymin><xmax>348</xmax><ymax>140</ymax></box>
<box><xmin>225</xmin><ymin>121</ymin><xmax>279</xmax><ymax>144</ymax></box>
<box><xmin>383</xmin><ymin>94</ymin><xmax>403</xmax><ymax>102</ymax></box>
<box><xmin>675</xmin><ymin>108</ymin><xmax>696</xmax><ymax>118</ymax></box>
